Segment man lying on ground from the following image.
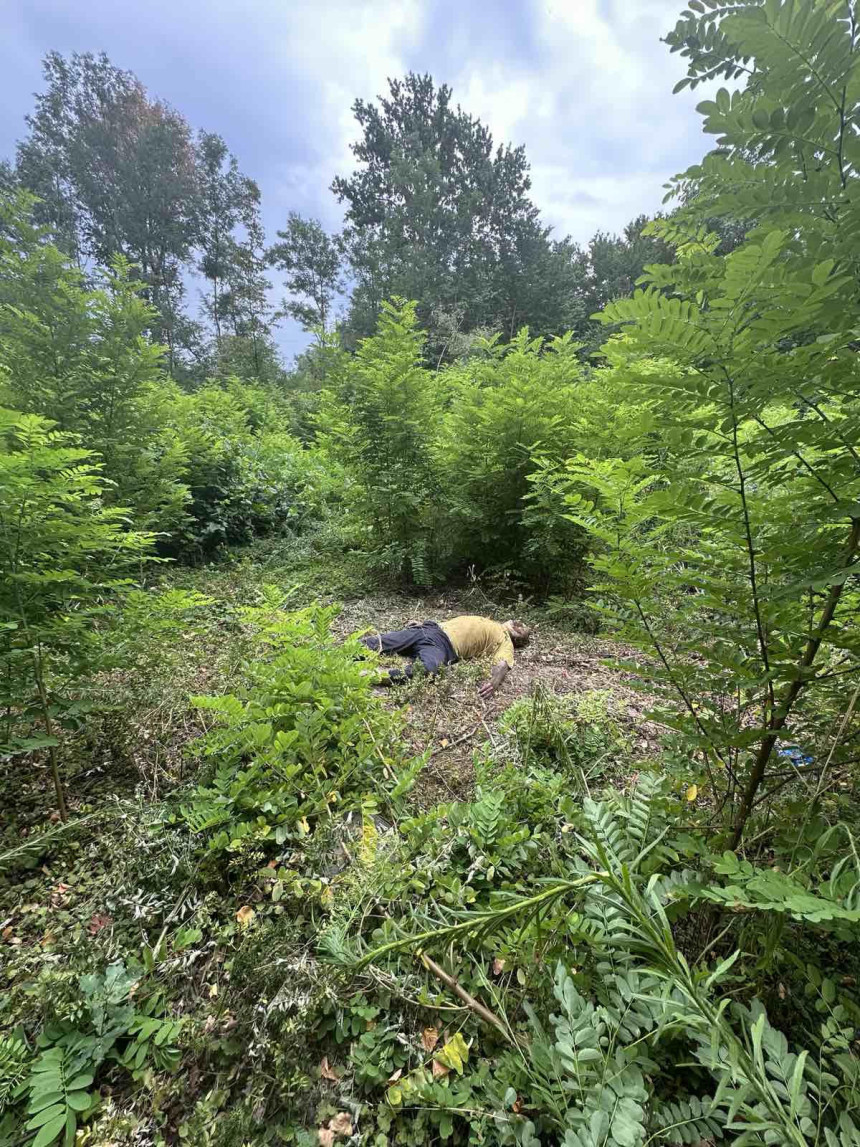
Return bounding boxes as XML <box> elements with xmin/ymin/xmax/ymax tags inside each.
<box><xmin>359</xmin><ymin>615</ymin><xmax>532</xmax><ymax>698</ymax></box>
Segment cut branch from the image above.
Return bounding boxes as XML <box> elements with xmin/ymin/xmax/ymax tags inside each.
<box><xmin>419</xmin><ymin>953</ymin><xmax>514</xmax><ymax>1044</ymax></box>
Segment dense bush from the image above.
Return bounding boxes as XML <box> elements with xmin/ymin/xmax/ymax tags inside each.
<box><xmin>437</xmin><ymin>331</ymin><xmax>585</xmax><ymax>589</ymax></box>
<box><xmin>180</xmin><ymin>599</ymin><xmax>424</xmax><ymax>867</ymax></box>
<box><xmin>318</xmin><ymin>307</ymin><xmax>625</xmax><ymax>592</ymax></box>
<box><xmin>0</xmin><ymin>408</ymin><xmax>153</xmax><ymax>818</ymax></box>
<box><xmin>316</xmin><ymin>299</ymin><xmax>450</xmax><ymax>585</ymax></box>
<box><xmin>0</xmin><ymin>193</ymin><xmax>189</xmax><ymax>538</ymax></box>
<box><xmin>161</xmin><ymin>381</ymin><xmax>331</xmax><ymax>556</ymax></box>
<box><xmin>0</xmin><ymin>192</ymin><xmax>330</xmax><ymax>560</ymax></box>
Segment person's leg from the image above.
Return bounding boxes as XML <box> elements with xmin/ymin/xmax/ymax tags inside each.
<box><xmin>359</xmin><ymin>627</ymin><xmax>422</xmax><ymax>656</ymax></box>
<box><xmin>360</xmin><ymin>625</ymin><xmax>424</xmax><ymax>685</ymax></box>
<box><xmin>412</xmin><ymin>627</ymin><xmax>456</xmax><ymax>678</ymax></box>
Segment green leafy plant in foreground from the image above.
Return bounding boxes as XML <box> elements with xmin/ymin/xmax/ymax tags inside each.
<box><xmin>1</xmin><ymin>962</ymin><xmax>183</xmax><ymax>1147</ymax></box>
<box><xmin>540</xmin><ymin>0</ymin><xmax>860</xmax><ymax>847</ymax></box>
<box><xmin>180</xmin><ymin>597</ymin><xmax>424</xmax><ymax>859</ymax></box>
<box><xmin>336</xmin><ymin>775</ymin><xmax>860</xmax><ymax>1145</ymax></box>
<box><xmin>23</xmin><ymin>1048</ymin><xmax>96</xmax><ymax>1147</ymax></box>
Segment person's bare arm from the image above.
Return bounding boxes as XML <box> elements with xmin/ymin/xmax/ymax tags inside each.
<box><xmin>478</xmin><ymin>661</ymin><xmax>510</xmax><ymax>699</ymax></box>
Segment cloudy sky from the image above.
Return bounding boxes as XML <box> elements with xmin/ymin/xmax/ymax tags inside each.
<box><xmin>2</xmin><ymin>0</ymin><xmax>712</xmax><ymax>356</ymax></box>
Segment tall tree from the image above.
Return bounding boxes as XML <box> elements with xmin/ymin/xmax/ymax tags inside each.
<box><xmin>0</xmin><ymin>191</ymin><xmax>188</xmax><ymax>534</ymax></box>
<box><xmin>584</xmin><ymin>214</ymin><xmax>674</xmax><ymax>314</ymax></box>
<box><xmin>219</xmin><ymin>189</ymin><xmax>278</xmax><ymax>383</ymax></box>
<box><xmin>267</xmin><ymin>213</ymin><xmax>343</xmax><ymax>339</ymax></box>
<box><xmin>16</xmin><ymin>52</ymin><xmax>201</xmax><ymax>369</ymax></box>
<box><xmin>332</xmin><ymin>73</ymin><xmax>576</xmax><ymax>350</ymax></box>
<box><xmin>196</xmin><ymin>131</ymin><xmax>246</xmax><ymax>349</ymax></box>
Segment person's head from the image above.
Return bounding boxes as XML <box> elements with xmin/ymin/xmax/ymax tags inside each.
<box><xmin>503</xmin><ymin>619</ymin><xmax>532</xmax><ymax>648</ymax></box>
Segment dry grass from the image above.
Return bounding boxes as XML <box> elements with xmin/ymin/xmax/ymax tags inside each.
<box><xmin>331</xmin><ymin>585</ymin><xmax>665</xmax><ymax>806</ymax></box>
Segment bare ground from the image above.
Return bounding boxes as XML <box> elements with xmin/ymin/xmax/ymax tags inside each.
<box><xmin>330</xmin><ymin>585</ymin><xmax>665</xmax><ymax>805</ymax></box>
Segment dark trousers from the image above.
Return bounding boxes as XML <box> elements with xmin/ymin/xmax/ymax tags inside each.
<box><xmin>360</xmin><ymin>621</ymin><xmax>458</xmax><ymax>683</ymax></box>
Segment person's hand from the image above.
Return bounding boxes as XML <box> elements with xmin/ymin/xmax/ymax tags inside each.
<box><xmin>478</xmin><ymin>662</ymin><xmax>510</xmax><ymax>700</ymax></box>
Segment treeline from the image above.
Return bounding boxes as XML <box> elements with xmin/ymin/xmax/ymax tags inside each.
<box><xmin>4</xmin><ymin>54</ymin><xmax>674</xmax><ymax>380</ymax></box>
<box><xmin>0</xmin><ymin>194</ymin><xmax>328</xmax><ymax>556</ymax></box>
<box><xmin>0</xmin><ymin>187</ymin><xmax>611</xmax><ymax>589</ymax></box>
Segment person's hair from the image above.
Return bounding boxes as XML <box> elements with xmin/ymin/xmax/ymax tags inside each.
<box><xmin>507</xmin><ymin>620</ymin><xmax>532</xmax><ymax>648</ymax></box>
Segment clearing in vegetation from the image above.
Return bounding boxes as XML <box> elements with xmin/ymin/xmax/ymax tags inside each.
<box><xmin>3</xmin><ymin>2</ymin><xmax>860</xmax><ymax>1146</ymax></box>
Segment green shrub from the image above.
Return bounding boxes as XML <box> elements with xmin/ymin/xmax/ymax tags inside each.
<box><xmin>316</xmin><ymin>299</ymin><xmax>448</xmax><ymax>585</ymax></box>
<box><xmin>499</xmin><ymin>685</ymin><xmax>621</xmax><ymax>779</ymax></box>
<box><xmin>0</xmin><ymin>408</ymin><xmax>154</xmax><ymax>818</ymax></box>
<box><xmin>179</xmin><ymin>598</ymin><xmax>425</xmax><ymax>864</ymax></box>
<box><xmin>0</xmin><ymin>963</ymin><xmax>182</xmax><ymax>1147</ymax></box>
<box><xmin>438</xmin><ymin>331</ymin><xmax>586</xmax><ymax>590</ymax></box>
<box><xmin>164</xmin><ymin>381</ymin><xmax>328</xmax><ymax>556</ymax></box>
<box><xmin>0</xmin><ymin>193</ymin><xmax>189</xmax><ymax>538</ymax></box>
<box><xmin>331</xmin><ymin>777</ymin><xmax>860</xmax><ymax>1147</ymax></box>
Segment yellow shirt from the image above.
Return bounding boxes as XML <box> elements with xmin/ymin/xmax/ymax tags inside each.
<box><xmin>440</xmin><ymin>616</ymin><xmax>515</xmax><ymax>668</ymax></box>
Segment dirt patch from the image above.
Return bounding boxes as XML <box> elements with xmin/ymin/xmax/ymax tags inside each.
<box><xmin>330</xmin><ymin>587</ymin><xmax>665</xmax><ymax>805</ymax></box>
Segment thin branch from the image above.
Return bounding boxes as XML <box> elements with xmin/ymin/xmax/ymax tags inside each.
<box><xmin>633</xmin><ymin>600</ymin><xmax>731</xmax><ymax>774</ymax></box>
<box><xmin>752</xmin><ymin>414</ymin><xmax>841</xmax><ymax>505</ymax></box>
<box><xmin>731</xmin><ymin>515</ymin><xmax>860</xmax><ymax>847</ymax></box>
<box><xmin>725</xmin><ymin>371</ymin><xmax>775</xmax><ymax>723</ymax></box>
<box><xmin>419</xmin><ymin>953</ymin><xmax>514</xmax><ymax>1044</ymax></box>
<box><xmin>796</xmin><ymin>391</ymin><xmax>860</xmax><ymax>472</ymax></box>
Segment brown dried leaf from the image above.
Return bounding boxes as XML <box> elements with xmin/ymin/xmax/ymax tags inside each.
<box><xmin>318</xmin><ymin>1131</ymin><xmax>335</xmax><ymax>1147</ymax></box>
<box><xmin>88</xmin><ymin>913</ymin><xmax>112</xmax><ymax>934</ymax></box>
<box><xmin>421</xmin><ymin>1026</ymin><xmax>439</xmax><ymax>1052</ymax></box>
<box><xmin>329</xmin><ymin>1112</ymin><xmax>353</xmax><ymax>1137</ymax></box>
<box><xmin>431</xmin><ymin>1058</ymin><xmax>450</xmax><ymax>1079</ymax></box>
<box><xmin>320</xmin><ymin>1056</ymin><xmax>340</xmax><ymax>1081</ymax></box>
<box><xmin>387</xmin><ymin>1067</ymin><xmax>403</xmax><ymax>1084</ymax></box>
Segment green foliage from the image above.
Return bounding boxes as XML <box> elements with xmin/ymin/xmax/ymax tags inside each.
<box><xmin>0</xmin><ymin>194</ymin><xmax>319</xmax><ymax>555</ymax></box>
<box><xmin>499</xmin><ymin>685</ymin><xmax>621</xmax><ymax>780</ymax></box>
<box><xmin>180</xmin><ymin>599</ymin><xmax>423</xmax><ymax>858</ymax></box>
<box><xmin>267</xmin><ymin>213</ymin><xmax>344</xmax><ymax>334</ymax></box>
<box><xmin>0</xmin><ymin>191</ymin><xmax>189</xmax><ymax>536</ymax></box>
<box><xmin>0</xmin><ymin>407</ymin><xmax>154</xmax><ymax>815</ymax></box>
<box><xmin>537</xmin><ymin>0</ymin><xmax>860</xmax><ymax>844</ymax></box>
<box><xmin>439</xmin><ymin>330</ymin><xmax>588</xmax><ymax>589</ymax></box>
<box><xmin>346</xmin><ymin>777</ymin><xmax>860</xmax><ymax>1146</ymax></box>
<box><xmin>15</xmin><ymin>51</ymin><xmax>261</xmax><ymax>373</ymax></box>
<box><xmin>1</xmin><ymin>961</ymin><xmax>183</xmax><ymax>1146</ymax></box>
<box><xmin>320</xmin><ymin>309</ymin><xmax>634</xmax><ymax>592</ymax></box>
<box><xmin>0</xmin><ymin>1034</ymin><xmax>30</xmax><ymax>1112</ymax></box>
<box><xmin>333</xmin><ymin>72</ymin><xmax>586</xmax><ymax>352</ymax></box>
<box><xmin>5</xmin><ymin>7</ymin><xmax>860</xmax><ymax>1145</ymax></box>
<box><xmin>163</xmin><ymin>379</ymin><xmax>327</xmax><ymax>555</ymax></box>
<box><xmin>317</xmin><ymin>298</ymin><xmax>447</xmax><ymax>584</ymax></box>
<box><xmin>24</xmin><ymin>1047</ymin><xmax>95</xmax><ymax>1147</ymax></box>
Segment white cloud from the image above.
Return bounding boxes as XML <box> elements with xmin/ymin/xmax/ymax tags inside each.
<box><xmin>2</xmin><ymin>0</ymin><xmax>715</xmax><ymax>354</ymax></box>
<box><xmin>185</xmin><ymin>0</ymin><xmax>710</xmax><ymax>244</ymax></box>
<box><xmin>434</xmin><ymin>0</ymin><xmax>710</xmax><ymax>242</ymax></box>
<box><xmin>276</xmin><ymin>0</ymin><xmax>425</xmax><ymax>167</ymax></box>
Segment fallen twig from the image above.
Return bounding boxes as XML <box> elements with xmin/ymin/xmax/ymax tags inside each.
<box><xmin>419</xmin><ymin>952</ymin><xmax>513</xmax><ymax>1044</ymax></box>
<box><xmin>428</xmin><ymin>724</ymin><xmax>481</xmax><ymax>759</ymax></box>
